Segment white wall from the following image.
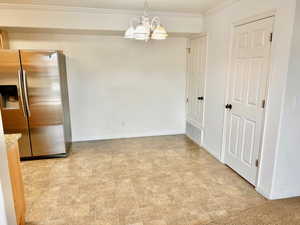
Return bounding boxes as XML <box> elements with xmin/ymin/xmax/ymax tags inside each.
<box><xmin>202</xmin><ymin>0</ymin><xmax>281</xmax><ymax>159</ymax></box>
<box><xmin>272</xmin><ymin>0</ymin><xmax>300</xmax><ymax>199</ymax></box>
<box><xmin>202</xmin><ymin>0</ymin><xmax>297</xmax><ymax>199</ymax></box>
<box><xmin>9</xmin><ymin>32</ymin><xmax>187</xmax><ymax>141</ymax></box>
<box><xmin>0</xmin><ymin>4</ymin><xmax>203</xmax><ymax>34</ymax></box>
<box><xmin>0</xmin><ymin>3</ymin><xmax>193</xmax><ymax>143</ymax></box>
<box><xmin>0</xmin><ymin>114</ymin><xmax>17</xmax><ymax>225</ymax></box>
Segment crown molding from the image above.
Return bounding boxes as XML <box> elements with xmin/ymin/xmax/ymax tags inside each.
<box><xmin>205</xmin><ymin>0</ymin><xmax>241</xmax><ymax>16</ymax></box>
<box><xmin>0</xmin><ymin>3</ymin><xmax>203</xmax><ymax>18</ymax></box>
<box><xmin>5</xmin><ymin>27</ymin><xmax>200</xmax><ymax>38</ymax></box>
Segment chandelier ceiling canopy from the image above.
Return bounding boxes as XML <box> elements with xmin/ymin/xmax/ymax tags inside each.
<box><xmin>124</xmin><ymin>1</ymin><xmax>168</xmax><ymax>41</ymax></box>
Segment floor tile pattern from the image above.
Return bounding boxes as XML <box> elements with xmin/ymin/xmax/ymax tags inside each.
<box><xmin>21</xmin><ymin>135</ymin><xmax>297</xmax><ymax>225</ymax></box>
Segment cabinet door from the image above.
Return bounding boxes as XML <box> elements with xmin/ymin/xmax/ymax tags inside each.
<box><xmin>0</xmin><ymin>50</ymin><xmax>32</xmax><ymax>157</ymax></box>
<box><xmin>186</xmin><ymin>36</ymin><xmax>207</xmax><ymax>129</ymax></box>
<box><xmin>0</xmin><ymin>30</ymin><xmax>9</xmax><ymax>49</ymax></box>
<box><xmin>7</xmin><ymin>143</ymin><xmax>26</xmax><ymax>225</ymax></box>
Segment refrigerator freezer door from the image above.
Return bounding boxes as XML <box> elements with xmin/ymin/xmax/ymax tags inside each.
<box><xmin>19</xmin><ymin>50</ymin><xmax>66</xmax><ymax>156</ymax></box>
<box><xmin>0</xmin><ymin>50</ymin><xmax>32</xmax><ymax>157</ymax></box>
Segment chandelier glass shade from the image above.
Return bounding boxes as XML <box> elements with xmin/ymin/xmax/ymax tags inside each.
<box><xmin>151</xmin><ymin>24</ymin><xmax>168</xmax><ymax>40</ymax></box>
<box><xmin>124</xmin><ymin>1</ymin><xmax>168</xmax><ymax>41</ymax></box>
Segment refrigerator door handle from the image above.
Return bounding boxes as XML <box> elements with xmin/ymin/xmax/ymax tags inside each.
<box><xmin>17</xmin><ymin>69</ymin><xmax>26</xmax><ymax>117</ymax></box>
<box><xmin>23</xmin><ymin>70</ymin><xmax>31</xmax><ymax>117</ymax></box>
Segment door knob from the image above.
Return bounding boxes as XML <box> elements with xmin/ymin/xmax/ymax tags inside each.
<box><xmin>197</xmin><ymin>96</ymin><xmax>204</xmax><ymax>101</ymax></box>
<box><xmin>225</xmin><ymin>104</ymin><xmax>232</xmax><ymax>110</ymax></box>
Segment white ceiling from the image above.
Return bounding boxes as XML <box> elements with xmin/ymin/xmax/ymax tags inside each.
<box><xmin>0</xmin><ymin>0</ymin><xmax>228</xmax><ymax>14</ymax></box>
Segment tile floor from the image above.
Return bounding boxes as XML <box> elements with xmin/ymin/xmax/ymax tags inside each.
<box><xmin>22</xmin><ymin>135</ymin><xmax>300</xmax><ymax>225</ymax></box>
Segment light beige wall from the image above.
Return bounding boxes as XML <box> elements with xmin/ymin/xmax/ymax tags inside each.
<box><xmin>273</xmin><ymin>0</ymin><xmax>300</xmax><ymax>198</ymax></box>
<box><xmin>0</xmin><ymin>4</ymin><xmax>203</xmax><ymax>34</ymax></box>
<box><xmin>202</xmin><ymin>0</ymin><xmax>297</xmax><ymax>199</ymax></box>
<box><xmin>9</xmin><ymin>31</ymin><xmax>187</xmax><ymax>141</ymax></box>
<box><xmin>0</xmin><ymin>114</ymin><xmax>17</xmax><ymax>225</ymax></box>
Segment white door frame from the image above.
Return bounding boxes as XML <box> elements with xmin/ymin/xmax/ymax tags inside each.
<box><xmin>221</xmin><ymin>10</ymin><xmax>276</xmax><ymax>186</ymax></box>
<box><xmin>0</xmin><ymin>114</ymin><xmax>17</xmax><ymax>225</ymax></box>
<box><xmin>186</xmin><ymin>33</ymin><xmax>208</xmax><ymax>145</ymax></box>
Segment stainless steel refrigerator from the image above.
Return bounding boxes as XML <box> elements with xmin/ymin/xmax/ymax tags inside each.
<box><xmin>0</xmin><ymin>50</ymin><xmax>72</xmax><ymax>158</ymax></box>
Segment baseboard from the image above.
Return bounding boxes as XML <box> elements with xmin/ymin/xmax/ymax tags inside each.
<box><xmin>187</xmin><ymin>133</ymin><xmax>201</xmax><ymax>146</ymax></box>
<box><xmin>256</xmin><ymin>185</ymin><xmax>300</xmax><ymax>200</ymax></box>
<box><xmin>255</xmin><ymin>186</ymin><xmax>272</xmax><ymax>200</ymax></box>
<box><xmin>269</xmin><ymin>191</ymin><xmax>300</xmax><ymax>200</ymax></box>
<box><xmin>186</xmin><ymin>122</ymin><xmax>202</xmax><ymax>146</ymax></box>
<box><xmin>201</xmin><ymin>144</ymin><xmax>221</xmax><ymax>161</ymax></box>
<box><xmin>72</xmin><ymin>131</ymin><xmax>185</xmax><ymax>143</ymax></box>
<box><xmin>185</xmin><ymin>132</ymin><xmax>222</xmax><ymax>162</ymax></box>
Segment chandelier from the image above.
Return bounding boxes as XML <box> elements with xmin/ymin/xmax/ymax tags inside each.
<box><xmin>124</xmin><ymin>1</ymin><xmax>168</xmax><ymax>41</ymax></box>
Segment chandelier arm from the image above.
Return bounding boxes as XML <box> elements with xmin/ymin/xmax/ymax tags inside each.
<box><xmin>150</xmin><ymin>17</ymin><xmax>161</xmax><ymax>30</ymax></box>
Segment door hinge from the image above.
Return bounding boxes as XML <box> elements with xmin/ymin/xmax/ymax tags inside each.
<box><xmin>262</xmin><ymin>100</ymin><xmax>266</xmax><ymax>109</ymax></box>
<box><xmin>186</xmin><ymin>98</ymin><xmax>189</xmax><ymax>103</ymax></box>
<box><xmin>255</xmin><ymin>159</ymin><xmax>259</xmax><ymax>167</ymax></box>
<box><xmin>270</xmin><ymin>32</ymin><xmax>273</xmax><ymax>42</ymax></box>
<box><xmin>187</xmin><ymin>48</ymin><xmax>191</xmax><ymax>54</ymax></box>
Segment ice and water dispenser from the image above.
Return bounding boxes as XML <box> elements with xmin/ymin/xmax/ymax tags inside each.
<box><xmin>0</xmin><ymin>85</ymin><xmax>20</xmax><ymax>110</ymax></box>
<box><xmin>0</xmin><ymin>84</ymin><xmax>26</xmax><ymax>134</ymax></box>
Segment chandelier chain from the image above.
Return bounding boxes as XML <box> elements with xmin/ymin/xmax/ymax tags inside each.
<box><xmin>144</xmin><ymin>0</ymin><xmax>149</xmax><ymax>16</ymax></box>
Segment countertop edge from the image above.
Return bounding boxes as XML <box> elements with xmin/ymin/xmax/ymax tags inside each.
<box><xmin>5</xmin><ymin>134</ymin><xmax>21</xmax><ymax>150</ymax></box>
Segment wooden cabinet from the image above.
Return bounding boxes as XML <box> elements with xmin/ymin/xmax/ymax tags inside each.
<box><xmin>7</xmin><ymin>142</ymin><xmax>26</xmax><ymax>225</ymax></box>
<box><xmin>0</xmin><ymin>30</ymin><xmax>9</xmax><ymax>49</ymax></box>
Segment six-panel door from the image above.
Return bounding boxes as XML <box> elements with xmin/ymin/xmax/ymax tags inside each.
<box><xmin>186</xmin><ymin>36</ymin><xmax>207</xmax><ymax>130</ymax></box>
<box><xmin>224</xmin><ymin>17</ymin><xmax>274</xmax><ymax>185</ymax></box>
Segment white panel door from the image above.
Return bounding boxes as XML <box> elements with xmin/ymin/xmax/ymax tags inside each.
<box><xmin>224</xmin><ymin>17</ymin><xmax>274</xmax><ymax>185</ymax></box>
<box><xmin>186</xmin><ymin>36</ymin><xmax>207</xmax><ymax>129</ymax></box>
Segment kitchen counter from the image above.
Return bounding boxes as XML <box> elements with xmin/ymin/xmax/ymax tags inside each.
<box><xmin>5</xmin><ymin>133</ymin><xmax>26</xmax><ymax>225</ymax></box>
<box><xmin>5</xmin><ymin>134</ymin><xmax>21</xmax><ymax>150</ymax></box>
